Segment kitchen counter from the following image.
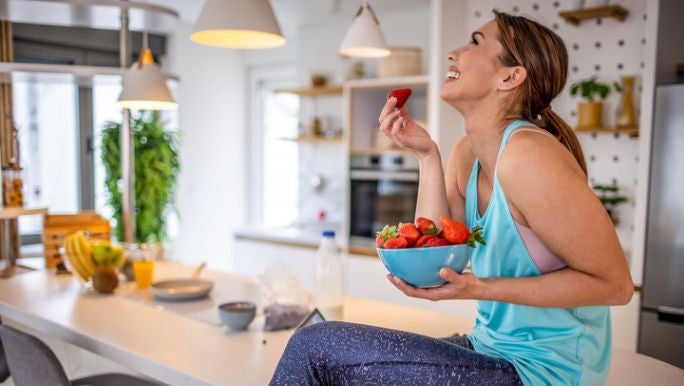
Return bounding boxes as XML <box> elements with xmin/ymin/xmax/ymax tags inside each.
<box><xmin>233</xmin><ymin>223</ymin><xmax>342</xmax><ymax>249</ymax></box>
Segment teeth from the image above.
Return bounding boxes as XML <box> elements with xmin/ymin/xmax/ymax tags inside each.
<box><xmin>446</xmin><ymin>71</ymin><xmax>461</xmax><ymax>80</ymax></box>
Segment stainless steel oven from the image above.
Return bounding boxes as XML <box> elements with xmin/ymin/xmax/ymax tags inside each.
<box><xmin>349</xmin><ymin>153</ymin><xmax>419</xmax><ymax>246</ymax></box>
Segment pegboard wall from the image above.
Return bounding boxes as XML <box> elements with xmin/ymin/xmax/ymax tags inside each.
<box><xmin>465</xmin><ymin>0</ymin><xmax>647</xmax><ymax>252</ymax></box>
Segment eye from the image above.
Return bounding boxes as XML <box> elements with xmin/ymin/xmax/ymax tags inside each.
<box><xmin>469</xmin><ymin>37</ymin><xmax>478</xmax><ymax>45</ymax></box>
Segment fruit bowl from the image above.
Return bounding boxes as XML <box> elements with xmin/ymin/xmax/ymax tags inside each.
<box><xmin>377</xmin><ymin>244</ymin><xmax>471</xmax><ymax>288</ymax></box>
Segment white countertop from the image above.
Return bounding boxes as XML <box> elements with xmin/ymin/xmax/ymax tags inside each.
<box><xmin>0</xmin><ymin>261</ymin><xmax>472</xmax><ymax>385</ymax></box>
<box><xmin>233</xmin><ymin>223</ymin><xmax>342</xmax><ymax>249</ymax></box>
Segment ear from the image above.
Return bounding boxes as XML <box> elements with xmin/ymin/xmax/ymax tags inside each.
<box><xmin>498</xmin><ymin>66</ymin><xmax>527</xmax><ymax>91</ymax></box>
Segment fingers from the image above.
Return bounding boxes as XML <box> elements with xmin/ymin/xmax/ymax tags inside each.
<box><xmin>378</xmin><ymin>97</ymin><xmax>398</xmax><ymax>124</ymax></box>
<box><xmin>391</xmin><ymin>114</ymin><xmax>405</xmax><ymax>137</ymax></box>
<box><xmin>439</xmin><ymin>267</ymin><xmax>460</xmax><ymax>282</ymax></box>
<box><xmin>386</xmin><ymin>275</ymin><xmax>441</xmax><ymax>301</ymax></box>
<box><xmin>379</xmin><ymin>110</ymin><xmax>401</xmax><ymax>136</ymax></box>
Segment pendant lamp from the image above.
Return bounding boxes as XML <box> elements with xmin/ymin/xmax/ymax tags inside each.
<box><xmin>117</xmin><ymin>44</ymin><xmax>177</xmax><ymax>110</ymax></box>
<box><xmin>191</xmin><ymin>0</ymin><xmax>286</xmax><ymax>49</ymax></box>
<box><xmin>339</xmin><ymin>1</ymin><xmax>390</xmax><ymax>58</ymax></box>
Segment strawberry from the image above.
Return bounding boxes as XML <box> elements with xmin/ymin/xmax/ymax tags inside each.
<box><xmin>439</xmin><ymin>216</ymin><xmax>471</xmax><ymax>244</ymax></box>
<box><xmin>415</xmin><ymin>217</ymin><xmax>438</xmax><ymax>235</ymax></box>
<box><xmin>415</xmin><ymin>234</ymin><xmax>436</xmax><ymax>248</ymax></box>
<box><xmin>398</xmin><ymin>223</ymin><xmax>421</xmax><ymax>246</ymax></box>
<box><xmin>384</xmin><ymin>236</ymin><xmax>409</xmax><ymax>249</ymax></box>
<box><xmin>425</xmin><ymin>237</ymin><xmax>449</xmax><ymax>247</ymax></box>
<box><xmin>466</xmin><ymin>226</ymin><xmax>486</xmax><ymax>248</ymax></box>
<box><xmin>375</xmin><ymin>225</ymin><xmax>398</xmax><ymax>248</ymax></box>
<box><xmin>387</xmin><ymin>88</ymin><xmax>412</xmax><ymax>108</ymax></box>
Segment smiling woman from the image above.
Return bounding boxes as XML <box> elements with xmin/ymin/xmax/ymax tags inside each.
<box><xmin>270</xmin><ymin>9</ymin><xmax>633</xmax><ymax>386</ymax></box>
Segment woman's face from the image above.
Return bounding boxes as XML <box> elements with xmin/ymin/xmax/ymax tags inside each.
<box><xmin>440</xmin><ymin>20</ymin><xmax>508</xmax><ymax>110</ymax></box>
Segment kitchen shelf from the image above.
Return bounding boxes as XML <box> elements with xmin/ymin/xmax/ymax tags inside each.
<box><xmin>559</xmin><ymin>5</ymin><xmax>629</xmax><ymax>25</ymax></box>
<box><xmin>350</xmin><ymin>147</ymin><xmax>413</xmax><ymax>156</ymax></box>
<box><xmin>274</xmin><ymin>85</ymin><xmax>343</xmax><ymax>97</ymax></box>
<box><xmin>345</xmin><ymin>75</ymin><xmax>429</xmax><ymax>90</ymax></box>
<box><xmin>575</xmin><ymin>127</ymin><xmax>638</xmax><ymax>138</ymax></box>
<box><xmin>0</xmin><ymin>207</ymin><xmax>48</xmax><ymax>220</ymax></box>
<box><xmin>279</xmin><ymin>135</ymin><xmax>343</xmax><ymax>143</ymax></box>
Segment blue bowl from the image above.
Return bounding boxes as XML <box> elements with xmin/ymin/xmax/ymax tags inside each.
<box><xmin>377</xmin><ymin>244</ymin><xmax>471</xmax><ymax>288</ymax></box>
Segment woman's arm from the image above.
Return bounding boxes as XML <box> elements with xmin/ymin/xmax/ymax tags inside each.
<box><xmin>389</xmin><ymin>131</ymin><xmax>634</xmax><ymax>307</ymax></box>
<box><xmin>378</xmin><ymin>98</ymin><xmax>457</xmax><ymax>222</ymax></box>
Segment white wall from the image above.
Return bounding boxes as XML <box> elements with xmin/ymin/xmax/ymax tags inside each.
<box><xmin>164</xmin><ymin>22</ymin><xmax>247</xmax><ymax>272</ymax></box>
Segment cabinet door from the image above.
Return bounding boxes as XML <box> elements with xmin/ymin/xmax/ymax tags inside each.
<box><xmin>611</xmin><ymin>293</ymin><xmax>640</xmax><ymax>351</ymax></box>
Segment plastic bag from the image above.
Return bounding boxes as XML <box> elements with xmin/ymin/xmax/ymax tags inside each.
<box><xmin>259</xmin><ymin>262</ymin><xmax>312</xmax><ymax>331</ymax></box>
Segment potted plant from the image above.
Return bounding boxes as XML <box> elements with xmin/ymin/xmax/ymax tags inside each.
<box><xmin>569</xmin><ymin>75</ymin><xmax>612</xmax><ymax>129</ymax></box>
<box><xmin>100</xmin><ymin>110</ymin><xmax>180</xmax><ymax>257</ymax></box>
<box><xmin>592</xmin><ymin>184</ymin><xmax>628</xmax><ymax>225</ymax></box>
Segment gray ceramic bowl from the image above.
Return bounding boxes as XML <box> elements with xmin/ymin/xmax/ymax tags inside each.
<box><xmin>218</xmin><ymin>302</ymin><xmax>257</xmax><ymax>331</ymax></box>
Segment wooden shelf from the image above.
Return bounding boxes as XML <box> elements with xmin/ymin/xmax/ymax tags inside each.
<box><xmin>350</xmin><ymin>147</ymin><xmax>413</xmax><ymax>155</ymax></box>
<box><xmin>278</xmin><ymin>135</ymin><xmax>343</xmax><ymax>143</ymax></box>
<box><xmin>0</xmin><ymin>207</ymin><xmax>48</xmax><ymax>220</ymax></box>
<box><xmin>274</xmin><ymin>85</ymin><xmax>343</xmax><ymax>97</ymax></box>
<box><xmin>559</xmin><ymin>5</ymin><xmax>629</xmax><ymax>25</ymax></box>
<box><xmin>346</xmin><ymin>75</ymin><xmax>429</xmax><ymax>90</ymax></box>
<box><xmin>575</xmin><ymin>127</ymin><xmax>638</xmax><ymax>138</ymax></box>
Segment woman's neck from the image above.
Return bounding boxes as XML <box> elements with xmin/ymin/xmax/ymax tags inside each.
<box><xmin>462</xmin><ymin>102</ymin><xmax>511</xmax><ymax>181</ymax></box>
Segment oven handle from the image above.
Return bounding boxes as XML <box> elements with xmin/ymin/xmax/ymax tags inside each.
<box><xmin>350</xmin><ymin>170</ymin><xmax>419</xmax><ymax>182</ymax></box>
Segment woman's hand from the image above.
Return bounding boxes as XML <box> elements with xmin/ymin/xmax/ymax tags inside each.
<box><xmin>378</xmin><ymin>97</ymin><xmax>437</xmax><ymax>160</ymax></box>
<box><xmin>387</xmin><ymin>268</ymin><xmax>485</xmax><ymax>301</ymax></box>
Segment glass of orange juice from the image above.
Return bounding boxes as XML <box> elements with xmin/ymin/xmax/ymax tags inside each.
<box><xmin>133</xmin><ymin>259</ymin><xmax>154</xmax><ymax>290</ymax></box>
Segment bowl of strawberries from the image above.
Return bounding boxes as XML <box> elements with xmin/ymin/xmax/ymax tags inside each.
<box><xmin>376</xmin><ymin>216</ymin><xmax>485</xmax><ymax>288</ymax></box>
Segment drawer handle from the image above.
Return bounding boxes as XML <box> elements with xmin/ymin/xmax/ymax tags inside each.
<box><xmin>657</xmin><ymin>305</ymin><xmax>684</xmax><ymax>325</ymax></box>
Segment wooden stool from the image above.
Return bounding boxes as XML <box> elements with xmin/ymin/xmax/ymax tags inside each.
<box><xmin>42</xmin><ymin>212</ymin><xmax>111</xmax><ymax>269</ymax></box>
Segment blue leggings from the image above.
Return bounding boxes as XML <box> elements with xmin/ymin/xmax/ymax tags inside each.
<box><xmin>269</xmin><ymin>321</ymin><xmax>522</xmax><ymax>385</ymax></box>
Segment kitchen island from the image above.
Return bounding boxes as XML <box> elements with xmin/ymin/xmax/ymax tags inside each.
<box><xmin>0</xmin><ymin>261</ymin><xmax>681</xmax><ymax>385</ymax></box>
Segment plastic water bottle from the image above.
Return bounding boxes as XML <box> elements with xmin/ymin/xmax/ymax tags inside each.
<box><xmin>314</xmin><ymin>230</ymin><xmax>345</xmax><ymax>321</ymax></box>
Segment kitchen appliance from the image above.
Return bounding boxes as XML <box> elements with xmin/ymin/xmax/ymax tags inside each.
<box><xmin>638</xmin><ymin>83</ymin><xmax>684</xmax><ymax>369</ymax></box>
<box><xmin>349</xmin><ymin>153</ymin><xmax>419</xmax><ymax>246</ymax></box>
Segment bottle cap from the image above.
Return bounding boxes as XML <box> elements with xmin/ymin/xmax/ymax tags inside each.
<box><xmin>322</xmin><ymin>230</ymin><xmax>335</xmax><ymax>238</ymax></box>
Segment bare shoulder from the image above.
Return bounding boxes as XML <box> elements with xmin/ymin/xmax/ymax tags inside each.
<box><xmin>498</xmin><ymin>126</ymin><xmax>585</xmax><ymax>182</ymax></box>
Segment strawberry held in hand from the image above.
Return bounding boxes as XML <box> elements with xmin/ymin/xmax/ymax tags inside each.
<box><xmin>387</xmin><ymin>88</ymin><xmax>412</xmax><ymax>108</ymax></box>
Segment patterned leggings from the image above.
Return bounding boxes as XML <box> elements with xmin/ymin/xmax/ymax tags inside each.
<box><xmin>269</xmin><ymin>321</ymin><xmax>522</xmax><ymax>385</ymax></box>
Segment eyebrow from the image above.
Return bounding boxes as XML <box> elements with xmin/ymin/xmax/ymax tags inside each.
<box><xmin>472</xmin><ymin>31</ymin><xmax>485</xmax><ymax>41</ymax></box>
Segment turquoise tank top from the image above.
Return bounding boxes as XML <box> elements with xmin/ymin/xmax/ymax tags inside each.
<box><xmin>465</xmin><ymin>120</ymin><xmax>612</xmax><ymax>386</ymax></box>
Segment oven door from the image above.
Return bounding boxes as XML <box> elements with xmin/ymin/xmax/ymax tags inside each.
<box><xmin>349</xmin><ymin>170</ymin><xmax>419</xmax><ymax>244</ymax></box>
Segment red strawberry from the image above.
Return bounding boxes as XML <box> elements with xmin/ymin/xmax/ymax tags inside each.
<box><xmin>439</xmin><ymin>216</ymin><xmax>471</xmax><ymax>244</ymax></box>
<box><xmin>384</xmin><ymin>236</ymin><xmax>409</xmax><ymax>249</ymax></box>
<box><xmin>375</xmin><ymin>225</ymin><xmax>398</xmax><ymax>248</ymax></box>
<box><xmin>425</xmin><ymin>237</ymin><xmax>449</xmax><ymax>247</ymax></box>
<box><xmin>415</xmin><ymin>235</ymin><xmax>436</xmax><ymax>248</ymax></box>
<box><xmin>398</xmin><ymin>223</ymin><xmax>420</xmax><ymax>246</ymax></box>
<box><xmin>415</xmin><ymin>217</ymin><xmax>438</xmax><ymax>235</ymax></box>
<box><xmin>387</xmin><ymin>88</ymin><xmax>412</xmax><ymax>108</ymax></box>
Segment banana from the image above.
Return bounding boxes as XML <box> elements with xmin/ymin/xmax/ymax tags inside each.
<box><xmin>65</xmin><ymin>235</ymin><xmax>89</xmax><ymax>281</ymax></box>
<box><xmin>72</xmin><ymin>231</ymin><xmax>95</xmax><ymax>278</ymax></box>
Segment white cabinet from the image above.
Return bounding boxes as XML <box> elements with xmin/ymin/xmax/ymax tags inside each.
<box><xmin>611</xmin><ymin>292</ymin><xmax>641</xmax><ymax>352</ymax></box>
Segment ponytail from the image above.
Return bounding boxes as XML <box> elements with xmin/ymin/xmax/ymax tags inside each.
<box><xmin>534</xmin><ymin>108</ymin><xmax>588</xmax><ymax>177</ymax></box>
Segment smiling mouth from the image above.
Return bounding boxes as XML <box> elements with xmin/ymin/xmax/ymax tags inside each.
<box><xmin>446</xmin><ymin>71</ymin><xmax>461</xmax><ymax>80</ymax></box>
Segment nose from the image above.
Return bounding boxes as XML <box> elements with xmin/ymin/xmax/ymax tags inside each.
<box><xmin>447</xmin><ymin>46</ymin><xmax>465</xmax><ymax>62</ymax></box>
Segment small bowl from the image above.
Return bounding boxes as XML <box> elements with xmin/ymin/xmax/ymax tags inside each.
<box><xmin>377</xmin><ymin>244</ymin><xmax>471</xmax><ymax>288</ymax></box>
<box><xmin>218</xmin><ymin>302</ymin><xmax>257</xmax><ymax>331</ymax></box>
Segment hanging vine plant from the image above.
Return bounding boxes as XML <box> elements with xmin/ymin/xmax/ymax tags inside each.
<box><xmin>100</xmin><ymin>110</ymin><xmax>180</xmax><ymax>243</ymax></box>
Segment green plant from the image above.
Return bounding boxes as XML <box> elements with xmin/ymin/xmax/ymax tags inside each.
<box><xmin>101</xmin><ymin>111</ymin><xmax>180</xmax><ymax>243</ymax></box>
<box><xmin>592</xmin><ymin>184</ymin><xmax>628</xmax><ymax>225</ymax></box>
<box><xmin>570</xmin><ymin>76</ymin><xmax>614</xmax><ymax>101</ymax></box>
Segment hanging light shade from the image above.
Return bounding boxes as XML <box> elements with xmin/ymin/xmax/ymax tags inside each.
<box><xmin>191</xmin><ymin>0</ymin><xmax>286</xmax><ymax>49</ymax></box>
<box><xmin>117</xmin><ymin>48</ymin><xmax>177</xmax><ymax>111</ymax></box>
<box><xmin>339</xmin><ymin>1</ymin><xmax>390</xmax><ymax>58</ymax></box>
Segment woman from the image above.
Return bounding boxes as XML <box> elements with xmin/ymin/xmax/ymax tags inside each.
<box><xmin>270</xmin><ymin>11</ymin><xmax>633</xmax><ymax>386</ymax></box>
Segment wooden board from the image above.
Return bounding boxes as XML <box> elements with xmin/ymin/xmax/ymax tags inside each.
<box><xmin>42</xmin><ymin>212</ymin><xmax>111</xmax><ymax>269</ymax></box>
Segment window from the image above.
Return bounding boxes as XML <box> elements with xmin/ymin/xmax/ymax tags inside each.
<box><xmin>249</xmin><ymin>68</ymin><xmax>299</xmax><ymax>228</ymax></box>
<box><xmin>12</xmin><ymin>72</ymin><xmax>79</xmax><ymax>235</ymax></box>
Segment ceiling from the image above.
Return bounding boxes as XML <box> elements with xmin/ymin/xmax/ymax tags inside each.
<box><xmin>158</xmin><ymin>0</ymin><xmax>429</xmax><ymax>27</ymax></box>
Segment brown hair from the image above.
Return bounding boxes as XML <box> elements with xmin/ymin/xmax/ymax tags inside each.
<box><xmin>493</xmin><ymin>10</ymin><xmax>587</xmax><ymax>175</ymax></box>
